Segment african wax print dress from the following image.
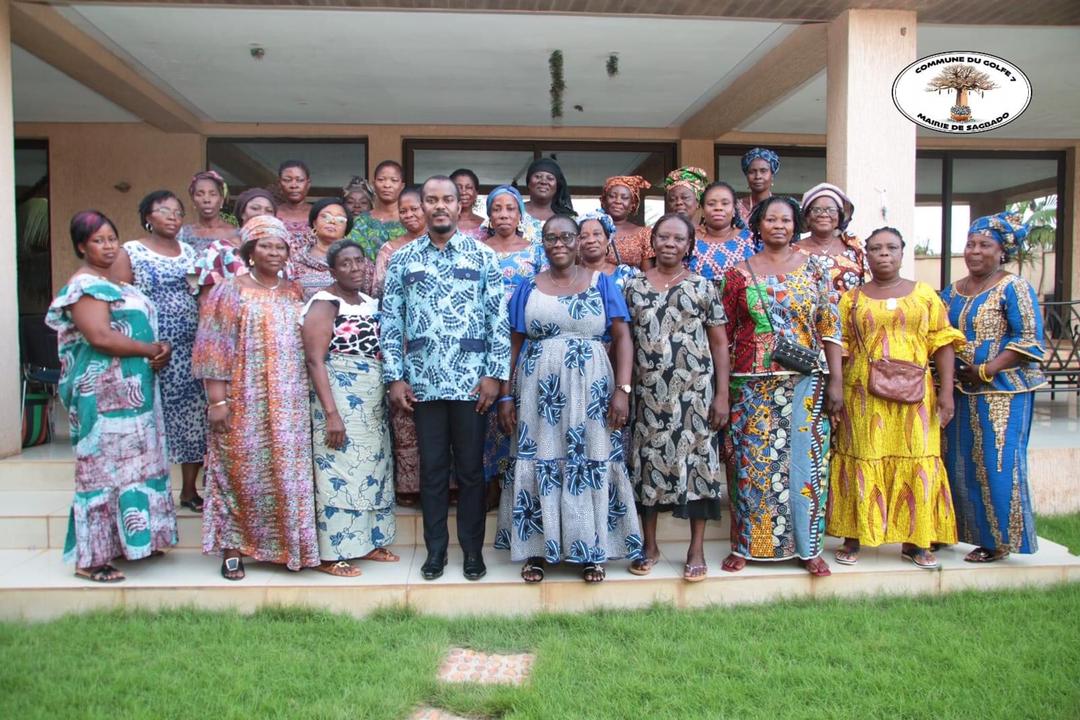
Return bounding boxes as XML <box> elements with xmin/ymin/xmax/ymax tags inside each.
<box><xmin>608</xmin><ymin>264</ymin><xmax>639</xmax><ymax>292</ymax></box>
<box><xmin>47</xmin><ymin>275</ymin><xmax>178</xmax><ymax>568</ymax></box>
<box><xmin>689</xmin><ymin>227</ymin><xmax>757</xmax><ymax>281</ymax></box>
<box><xmin>292</xmin><ymin>236</ymin><xmax>374</xmax><ymax>302</ymax></box>
<box><xmin>194</xmin><ymin>239</ymin><xmax>247</xmax><ymax>289</ymax></box>
<box><xmin>721</xmin><ymin>257</ymin><xmax>840</xmax><ymax>561</ymax></box>
<box><xmin>794</xmin><ymin>233</ymin><xmax>867</xmax><ymax>296</ymax></box>
<box><xmin>278</xmin><ymin>216</ymin><xmax>311</xmax><ymax>254</ymax></box>
<box><xmin>178</xmin><ymin>224</ymin><xmax>236</xmax><ymax>256</ymax></box>
<box><xmin>941</xmin><ymin>275</ymin><xmax>1045</xmax><ymax>554</ymax></box>
<box><xmin>124</xmin><ymin>241</ymin><xmax>207</xmax><ymax>464</ymax></box>
<box><xmin>302</xmin><ymin>291</ymin><xmax>396</xmax><ymax>560</ymax></box>
<box><xmin>494</xmin><ymin>272</ymin><xmax>644</xmax><ymax>564</ymax></box>
<box><xmin>482</xmin><ymin>243</ymin><xmax>548</xmax><ymax>486</ymax></box>
<box><xmin>826</xmin><ymin>283</ymin><xmax>964</xmax><ymax>547</ymax></box>
<box><xmin>347</xmin><ymin>212</ymin><xmax>407</xmax><ymax>261</ymax></box>
<box><xmin>625</xmin><ymin>274</ymin><xmax>726</xmax><ymax>519</ymax></box>
<box><xmin>605</xmin><ymin>225</ymin><xmax>653</xmax><ymax>268</ymax></box>
<box><xmin>192</xmin><ymin>279</ymin><xmax>320</xmax><ymax>570</ymax></box>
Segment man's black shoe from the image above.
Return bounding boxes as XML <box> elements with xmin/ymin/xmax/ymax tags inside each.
<box><xmin>463</xmin><ymin>552</ymin><xmax>487</xmax><ymax>581</ymax></box>
<box><xmin>421</xmin><ymin>552</ymin><xmax>447</xmax><ymax>580</ymax></box>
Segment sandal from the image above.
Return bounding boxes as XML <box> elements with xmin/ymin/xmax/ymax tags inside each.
<box><xmin>360</xmin><ymin>548</ymin><xmax>400</xmax><ymax>563</ymax></box>
<box><xmin>75</xmin><ymin>564</ymin><xmax>125</xmax><ymax>583</ymax></box>
<box><xmin>964</xmin><ymin>546</ymin><xmax>1010</xmax><ymax>563</ymax></box>
<box><xmin>521</xmin><ymin>557</ymin><xmax>545</xmax><ymax>583</ymax></box>
<box><xmin>683</xmin><ymin>563</ymin><xmax>708</xmax><ymax>583</ymax></box>
<box><xmin>179</xmin><ymin>494</ymin><xmax>204</xmax><ymax>513</ymax></box>
<box><xmin>221</xmin><ymin>556</ymin><xmax>245</xmax><ymax>581</ymax></box>
<box><xmin>800</xmin><ymin>557</ymin><xmax>832</xmax><ymax>577</ymax></box>
<box><xmin>582</xmin><ymin>563</ymin><xmax>606</xmax><ymax>583</ymax></box>
<box><xmin>628</xmin><ymin>556</ymin><xmax>657</xmax><ymax>576</ymax></box>
<box><xmin>317</xmin><ymin>561</ymin><xmax>361</xmax><ymax>577</ymax></box>
<box><xmin>721</xmin><ymin>553</ymin><xmax>746</xmax><ymax>573</ymax></box>
<box><xmin>834</xmin><ymin>542</ymin><xmax>860</xmax><ymax>566</ymax></box>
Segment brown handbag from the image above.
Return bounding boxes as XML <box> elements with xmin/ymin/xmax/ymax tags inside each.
<box><xmin>850</xmin><ymin>289</ymin><xmax>926</xmax><ymax>404</ymax></box>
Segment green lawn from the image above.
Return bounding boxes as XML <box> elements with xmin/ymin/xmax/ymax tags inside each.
<box><xmin>1</xmin><ymin>515</ymin><xmax>1077</xmax><ymax>720</ymax></box>
<box><xmin>1037</xmin><ymin>512</ymin><xmax>1080</xmax><ymax>554</ymax></box>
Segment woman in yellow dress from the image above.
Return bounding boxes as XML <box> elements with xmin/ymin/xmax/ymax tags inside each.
<box><xmin>827</xmin><ymin>227</ymin><xmax>964</xmax><ymax>569</ymax></box>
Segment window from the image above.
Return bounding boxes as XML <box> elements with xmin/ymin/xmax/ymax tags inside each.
<box><xmin>206</xmin><ymin>138</ymin><xmax>368</xmax><ymax>200</ymax></box>
<box><xmin>15</xmin><ymin>140</ymin><xmax>50</xmax><ymax>314</ymax></box>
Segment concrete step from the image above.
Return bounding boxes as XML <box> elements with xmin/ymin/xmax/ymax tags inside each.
<box><xmin>0</xmin><ymin>538</ymin><xmax>1076</xmax><ymax>622</ymax></box>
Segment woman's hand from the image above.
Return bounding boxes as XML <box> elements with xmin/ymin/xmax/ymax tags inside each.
<box><xmin>498</xmin><ymin>399</ymin><xmax>517</xmax><ymax>436</ymax></box>
<box><xmin>708</xmin><ymin>395</ymin><xmax>729</xmax><ymax>431</ymax></box>
<box><xmin>324</xmin><ymin>410</ymin><xmax>346</xmax><ymax>450</ymax></box>
<box><xmin>956</xmin><ymin>362</ymin><xmax>983</xmax><ymax>385</ymax></box>
<box><xmin>608</xmin><ymin>388</ymin><xmax>629</xmax><ymax>429</ymax></box>
<box><xmin>825</xmin><ymin>375</ymin><xmax>844</xmax><ymax>422</ymax></box>
<box><xmin>936</xmin><ymin>393</ymin><xmax>955</xmax><ymax>427</ymax></box>
<box><xmin>207</xmin><ymin>403</ymin><xmax>231</xmax><ymax>434</ymax></box>
<box><xmin>149</xmin><ymin>341</ymin><xmax>171</xmax><ymax>371</ymax></box>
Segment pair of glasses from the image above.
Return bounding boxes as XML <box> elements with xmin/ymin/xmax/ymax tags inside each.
<box><xmin>153</xmin><ymin>208</ymin><xmax>185</xmax><ymax>220</ymax></box>
<box><xmin>808</xmin><ymin>206</ymin><xmax>839</xmax><ymax>217</ymax></box>
<box><xmin>319</xmin><ymin>213</ymin><xmax>349</xmax><ymax>226</ymax></box>
<box><xmin>542</xmin><ymin>232</ymin><xmax>578</xmax><ymax>247</ymax></box>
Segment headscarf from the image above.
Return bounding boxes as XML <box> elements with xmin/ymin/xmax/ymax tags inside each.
<box><xmin>741</xmin><ymin>147</ymin><xmax>781</xmax><ymax>175</ymax></box>
<box><xmin>969</xmin><ymin>211</ymin><xmax>1029</xmax><ymax>261</ymax></box>
<box><xmin>525</xmin><ymin>158</ymin><xmax>576</xmax><ymax>217</ymax></box>
<box><xmin>578</xmin><ymin>210</ymin><xmax>617</xmax><ymax>239</ymax></box>
<box><xmin>240</xmin><ymin>214</ymin><xmax>290</xmax><ymax>248</ymax></box>
<box><xmin>233</xmin><ymin>187</ymin><xmax>277</xmax><ymax>220</ymax></box>
<box><xmin>342</xmin><ymin>175</ymin><xmax>374</xmax><ymax>201</ymax></box>
<box><xmin>601</xmin><ymin>175</ymin><xmax>651</xmax><ymax>214</ymax></box>
<box><xmin>188</xmin><ymin>170</ymin><xmax>228</xmax><ymax>200</ymax></box>
<box><xmin>663</xmin><ymin>167</ymin><xmax>709</xmax><ymax>198</ymax></box>
<box><xmin>486</xmin><ymin>184</ymin><xmax>526</xmax><ymax>218</ymax></box>
<box><xmin>801</xmin><ymin>182</ymin><xmax>855</xmax><ymax>232</ymax></box>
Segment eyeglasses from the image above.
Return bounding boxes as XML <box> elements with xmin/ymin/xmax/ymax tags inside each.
<box><xmin>153</xmin><ymin>208</ymin><xmax>185</xmax><ymax>220</ymax></box>
<box><xmin>808</xmin><ymin>206</ymin><xmax>839</xmax><ymax>217</ymax></box>
<box><xmin>542</xmin><ymin>232</ymin><xmax>578</xmax><ymax>247</ymax></box>
<box><xmin>318</xmin><ymin>213</ymin><xmax>349</xmax><ymax>226</ymax></box>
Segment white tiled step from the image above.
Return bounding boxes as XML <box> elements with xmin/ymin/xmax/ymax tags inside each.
<box><xmin>0</xmin><ymin>537</ymin><xmax>1076</xmax><ymax>621</ymax></box>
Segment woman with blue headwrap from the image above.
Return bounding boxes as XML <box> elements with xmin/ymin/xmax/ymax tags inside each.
<box><xmin>940</xmin><ymin>212</ymin><xmax>1046</xmax><ymax>563</ymax></box>
<box><xmin>736</xmin><ymin>147</ymin><xmax>780</xmax><ymax>223</ymax></box>
<box><xmin>482</xmin><ymin>185</ymin><xmax>548</xmax><ymax>504</ymax></box>
<box><xmin>577</xmin><ymin>210</ymin><xmax>638</xmax><ymax>291</ymax></box>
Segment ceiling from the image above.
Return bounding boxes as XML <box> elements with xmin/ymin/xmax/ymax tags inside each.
<box><xmin>11</xmin><ymin>44</ymin><xmax>137</xmax><ymax>123</ymax></box>
<box><xmin>741</xmin><ymin>24</ymin><xmax>1080</xmax><ymax>138</ymax></box>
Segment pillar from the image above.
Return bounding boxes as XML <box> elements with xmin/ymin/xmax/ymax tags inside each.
<box><xmin>0</xmin><ymin>0</ymin><xmax>22</xmax><ymax>457</ymax></box>
<box><xmin>826</xmin><ymin>9</ymin><xmax>917</xmax><ymax>272</ymax></box>
<box><xmin>678</xmin><ymin>139</ymin><xmax>714</xmax><ymax>177</ymax></box>
<box><xmin>367</xmin><ymin>128</ymin><xmax>403</xmax><ymax>176</ymax></box>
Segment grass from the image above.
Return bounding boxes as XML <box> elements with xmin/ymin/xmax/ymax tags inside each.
<box><xmin>1037</xmin><ymin>512</ymin><xmax>1080</xmax><ymax>554</ymax></box>
<box><xmin>1</xmin><ymin>586</ymin><xmax>1079</xmax><ymax>720</ymax></box>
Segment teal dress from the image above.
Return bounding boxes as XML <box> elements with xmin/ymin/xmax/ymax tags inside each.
<box><xmin>347</xmin><ymin>213</ymin><xmax>406</xmax><ymax>261</ymax></box>
<box><xmin>46</xmin><ymin>275</ymin><xmax>178</xmax><ymax>568</ymax></box>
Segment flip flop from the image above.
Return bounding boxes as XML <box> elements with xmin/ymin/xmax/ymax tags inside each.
<box><xmin>834</xmin><ymin>544</ymin><xmax>860</xmax><ymax>565</ymax></box>
<box><xmin>179</xmin><ymin>495</ymin><xmax>204</xmax><ymax>513</ymax></box>
<box><xmin>901</xmin><ymin>547</ymin><xmax>940</xmax><ymax>569</ymax></box>
<box><xmin>521</xmin><ymin>558</ymin><xmax>545</xmax><ymax>583</ymax></box>
<box><xmin>799</xmin><ymin>557</ymin><xmax>832</xmax><ymax>577</ymax></box>
<box><xmin>317</xmin><ymin>561</ymin><xmax>361</xmax><ymax>577</ymax></box>
<box><xmin>683</xmin><ymin>563</ymin><xmax>708</xmax><ymax>583</ymax></box>
<box><xmin>221</xmin><ymin>556</ymin><xmax>245</xmax><ymax>581</ymax></box>
<box><xmin>75</xmin><ymin>564</ymin><xmax>125</xmax><ymax>583</ymax></box>
<box><xmin>628</xmin><ymin>556</ymin><xmax>657</xmax><ymax>576</ymax></box>
<box><xmin>360</xmin><ymin>548</ymin><xmax>400</xmax><ymax>563</ymax></box>
<box><xmin>583</xmin><ymin>563</ymin><xmax>606</xmax><ymax>583</ymax></box>
<box><xmin>964</xmin><ymin>546</ymin><xmax>1010</xmax><ymax>563</ymax></box>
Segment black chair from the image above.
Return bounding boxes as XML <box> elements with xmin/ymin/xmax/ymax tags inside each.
<box><xmin>20</xmin><ymin>314</ymin><xmax>60</xmax><ymax>442</ymax></box>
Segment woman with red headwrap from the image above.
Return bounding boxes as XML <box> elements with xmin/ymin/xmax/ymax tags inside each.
<box><xmin>600</xmin><ymin>175</ymin><xmax>654</xmax><ymax>269</ymax></box>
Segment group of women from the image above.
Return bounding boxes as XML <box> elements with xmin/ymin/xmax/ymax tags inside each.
<box><xmin>48</xmin><ymin>147</ymin><xmax>1044</xmax><ymax>585</ymax></box>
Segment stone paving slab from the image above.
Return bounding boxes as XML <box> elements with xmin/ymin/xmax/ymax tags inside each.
<box><xmin>436</xmin><ymin>647</ymin><xmax>534</xmax><ymax>685</ymax></box>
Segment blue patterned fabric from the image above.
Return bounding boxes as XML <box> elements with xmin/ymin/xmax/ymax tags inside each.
<box><xmin>379</xmin><ymin>231</ymin><xmax>511</xmax><ymax>401</ymax></box>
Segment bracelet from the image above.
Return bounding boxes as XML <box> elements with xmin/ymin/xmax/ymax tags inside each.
<box><xmin>497</xmin><ymin>395</ymin><xmax>515</xmax><ymax>404</ymax></box>
<box><xmin>977</xmin><ymin>363</ymin><xmax>994</xmax><ymax>383</ymax></box>
<box><xmin>207</xmin><ymin>399</ymin><xmax>229</xmax><ymax>409</ymax></box>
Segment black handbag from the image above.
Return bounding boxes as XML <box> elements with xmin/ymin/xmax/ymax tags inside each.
<box><xmin>747</xmin><ymin>260</ymin><xmax>820</xmax><ymax>375</ymax></box>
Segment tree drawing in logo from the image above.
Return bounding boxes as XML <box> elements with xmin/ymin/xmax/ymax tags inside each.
<box><xmin>926</xmin><ymin>64</ymin><xmax>998</xmax><ymax>122</ymax></box>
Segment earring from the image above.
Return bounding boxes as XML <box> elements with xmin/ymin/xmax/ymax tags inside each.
<box><xmin>145</xmin><ymin>223</ymin><xmax>152</xmax><ymax>232</ymax></box>
<box><xmin>248</xmin><ymin>259</ymin><xmax>255</xmax><ymax>267</ymax></box>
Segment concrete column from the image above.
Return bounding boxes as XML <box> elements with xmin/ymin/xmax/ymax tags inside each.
<box><xmin>826</xmin><ymin>9</ymin><xmax>917</xmax><ymax>273</ymax></box>
<box><xmin>1065</xmin><ymin>144</ymin><xmax>1078</xmax><ymax>300</ymax></box>
<box><xmin>367</xmin><ymin>128</ymin><xmax>403</xmax><ymax>175</ymax></box>
<box><xmin>0</xmin><ymin>0</ymin><xmax>22</xmax><ymax>457</ymax></box>
<box><xmin>678</xmin><ymin>139</ymin><xmax>714</xmax><ymax>177</ymax></box>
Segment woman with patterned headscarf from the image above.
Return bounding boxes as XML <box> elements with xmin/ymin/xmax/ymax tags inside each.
<box><xmin>737</xmin><ymin>148</ymin><xmax>780</xmax><ymax>223</ymax></box>
<box><xmin>178</xmin><ymin>170</ymin><xmax>237</xmax><ymax>255</ymax></box>
<box><xmin>600</xmin><ymin>175</ymin><xmax>654</xmax><ymax>268</ymax></box>
<box><xmin>193</xmin><ymin>214</ymin><xmax>320</xmax><ymax>580</ymax></box>
<box><xmin>940</xmin><ymin>212</ymin><xmax>1046</xmax><ymax>564</ymax></box>
<box><xmin>663</xmin><ymin>167</ymin><xmax>710</xmax><ymax>225</ymax></box>
<box><xmin>795</xmin><ymin>182</ymin><xmax>866</xmax><ymax>295</ymax></box>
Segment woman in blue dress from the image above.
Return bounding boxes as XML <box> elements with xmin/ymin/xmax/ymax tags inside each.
<box><xmin>941</xmin><ymin>212</ymin><xmax>1045</xmax><ymax>562</ymax></box>
<box><xmin>495</xmin><ymin>215</ymin><xmax>643</xmax><ymax>583</ymax></box>
<box><xmin>690</xmin><ymin>181</ymin><xmax>756</xmax><ymax>282</ymax></box>
<box><xmin>114</xmin><ymin>190</ymin><xmax>207</xmax><ymax>513</ymax></box>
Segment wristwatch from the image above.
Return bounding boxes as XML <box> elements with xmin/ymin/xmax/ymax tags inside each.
<box><xmin>616</xmin><ymin>384</ymin><xmax>632</xmax><ymax>394</ymax></box>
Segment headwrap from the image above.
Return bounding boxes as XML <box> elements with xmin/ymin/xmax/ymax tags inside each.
<box><xmin>525</xmin><ymin>158</ymin><xmax>576</xmax><ymax>217</ymax></box>
<box><xmin>486</xmin><ymin>184</ymin><xmax>526</xmax><ymax>218</ymax></box>
<box><xmin>741</xmin><ymin>147</ymin><xmax>781</xmax><ymax>175</ymax></box>
<box><xmin>969</xmin><ymin>212</ymin><xmax>1029</xmax><ymax>261</ymax></box>
<box><xmin>601</xmin><ymin>175</ymin><xmax>651</xmax><ymax>214</ymax></box>
<box><xmin>233</xmin><ymin>187</ymin><xmax>277</xmax><ymax>219</ymax></box>
<box><xmin>342</xmin><ymin>175</ymin><xmax>374</xmax><ymax>200</ymax></box>
<box><xmin>663</xmin><ymin>167</ymin><xmax>709</xmax><ymax>198</ymax></box>
<box><xmin>188</xmin><ymin>170</ymin><xmax>228</xmax><ymax>200</ymax></box>
<box><xmin>801</xmin><ymin>182</ymin><xmax>855</xmax><ymax>232</ymax></box>
<box><xmin>578</xmin><ymin>210</ymin><xmax>617</xmax><ymax>239</ymax></box>
<box><xmin>240</xmin><ymin>214</ymin><xmax>290</xmax><ymax>247</ymax></box>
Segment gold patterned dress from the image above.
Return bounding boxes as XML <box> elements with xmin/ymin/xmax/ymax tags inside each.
<box><xmin>826</xmin><ymin>282</ymin><xmax>964</xmax><ymax>547</ymax></box>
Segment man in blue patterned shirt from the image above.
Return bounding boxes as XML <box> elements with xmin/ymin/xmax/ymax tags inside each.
<box><xmin>381</xmin><ymin>175</ymin><xmax>510</xmax><ymax>581</ymax></box>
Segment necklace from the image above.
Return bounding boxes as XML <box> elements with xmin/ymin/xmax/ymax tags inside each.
<box><xmin>249</xmin><ymin>269</ymin><xmax>281</xmax><ymax>291</ymax></box>
<box><xmin>655</xmin><ymin>267</ymin><xmax>687</xmax><ymax>289</ymax></box>
<box><xmin>550</xmin><ymin>266</ymin><xmax>580</xmax><ymax>289</ymax></box>
<box><xmin>964</xmin><ymin>270</ymin><xmax>1001</xmax><ymax>297</ymax></box>
<box><xmin>872</xmin><ymin>277</ymin><xmax>904</xmax><ymax>290</ymax></box>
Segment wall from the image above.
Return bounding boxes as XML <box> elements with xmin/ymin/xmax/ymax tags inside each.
<box><xmin>914</xmin><ymin>253</ymin><xmax>1057</xmax><ymax>296</ymax></box>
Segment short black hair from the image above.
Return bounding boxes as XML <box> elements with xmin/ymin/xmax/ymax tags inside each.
<box><xmin>373</xmin><ymin>160</ymin><xmax>404</xmax><ymax>179</ymax></box>
<box><xmin>398</xmin><ymin>185</ymin><xmax>423</xmax><ymax>205</ymax></box>
<box><xmin>650</xmin><ymin>212</ymin><xmax>697</xmax><ymax>261</ymax></box>
<box><xmin>308</xmin><ymin>197</ymin><xmax>354</xmax><ymax>236</ymax></box>
<box><xmin>701</xmin><ymin>180</ymin><xmax>745</xmax><ymax>229</ymax></box>
<box><xmin>541</xmin><ymin>214</ymin><xmax>579</xmax><ymax>237</ymax></box>
<box><xmin>866</xmin><ymin>226</ymin><xmax>906</xmax><ymax>249</ymax></box>
<box><xmin>70</xmin><ymin>210</ymin><xmax>119</xmax><ymax>259</ymax></box>
<box><xmin>278</xmin><ymin>160</ymin><xmax>310</xmax><ymax>178</ymax></box>
<box><xmin>748</xmin><ymin>195</ymin><xmax>804</xmax><ymax>243</ymax></box>
<box><xmin>138</xmin><ymin>190</ymin><xmax>183</xmax><ymax>228</ymax></box>
<box><xmin>421</xmin><ymin>175</ymin><xmax>461</xmax><ymax>201</ymax></box>
<box><xmin>450</xmin><ymin>168</ymin><xmax>481</xmax><ymax>190</ymax></box>
<box><xmin>326</xmin><ymin>239</ymin><xmax>364</xmax><ymax>270</ymax></box>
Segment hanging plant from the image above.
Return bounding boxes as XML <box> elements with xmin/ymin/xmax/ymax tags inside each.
<box><xmin>549</xmin><ymin>50</ymin><xmax>565</xmax><ymax>120</ymax></box>
<box><xmin>606</xmin><ymin>53</ymin><xmax>619</xmax><ymax>78</ymax></box>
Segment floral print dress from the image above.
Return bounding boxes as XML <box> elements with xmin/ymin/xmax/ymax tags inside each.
<box><xmin>494</xmin><ymin>272</ymin><xmax>644</xmax><ymax>564</ymax></box>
